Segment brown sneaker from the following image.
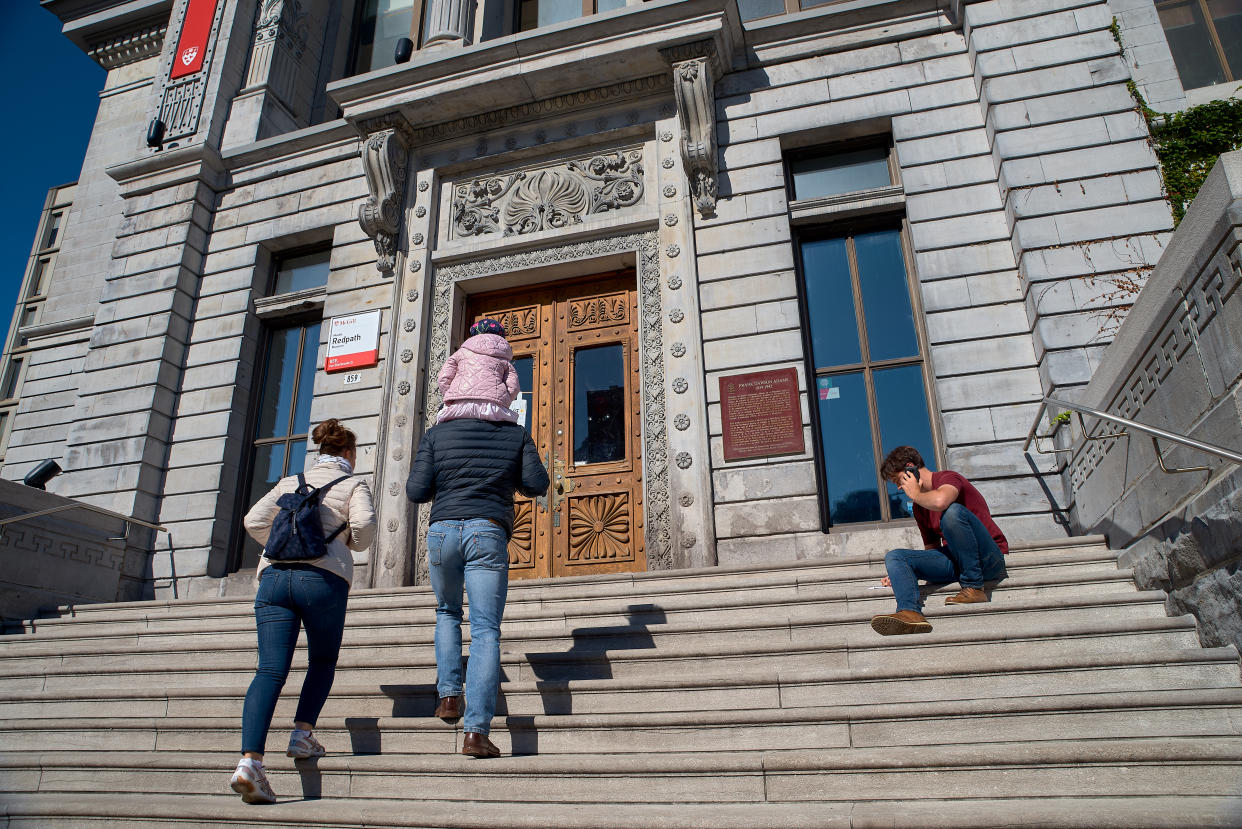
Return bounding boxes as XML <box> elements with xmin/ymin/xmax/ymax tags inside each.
<box><xmin>461</xmin><ymin>731</ymin><xmax>501</xmax><ymax>758</ymax></box>
<box><xmin>870</xmin><ymin>610</ymin><xmax>933</xmax><ymax>636</ymax></box>
<box><xmin>945</xmin><ymin>587</ymin><xmax>988</xmax><ymax>605</ymax></box>
<box><xmin>434</xmin><ymin>695</ymin><xmax>462</xmax><ymax>721</ymax></box>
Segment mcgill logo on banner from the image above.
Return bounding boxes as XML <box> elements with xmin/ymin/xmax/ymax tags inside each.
<box><xmin>169</xmin><ymin>0</ymin><xmax>218</xmax><ymax>80</ymax></box>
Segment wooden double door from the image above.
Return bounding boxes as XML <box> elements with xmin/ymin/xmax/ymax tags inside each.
<box><xmin>465</xmin><ymin>271</ymin><xmax>646</xmax><ymax>581</ymax></box>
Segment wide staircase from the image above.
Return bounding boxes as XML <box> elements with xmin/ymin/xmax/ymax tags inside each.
<box><xmin>1</xmin><ymin>536</ymin><xmax>1241</xmax><ymax>827</ymax></box>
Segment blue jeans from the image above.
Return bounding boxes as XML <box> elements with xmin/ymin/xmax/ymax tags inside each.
<box><xmin>241</xmin><ymin>564</ymin><xmax>349</xmax><ymax>755</ymax></box>
<box><xmin>884</xmin><ymin>503</ymin><xmax>1007</xmax><ymax>613</ymax></box>
<box><xmin>427</xmin><ymin>519</ymin><xmax>510</xmax><ymax>735</ymax></box>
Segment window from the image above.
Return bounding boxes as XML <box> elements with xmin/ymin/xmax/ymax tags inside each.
<box><xmin>790</xmin><ymin>147</ymin><xmax>891</xmax><ymax>200</ymax></box>
<box><xmin>517</xmin><ymin>0</ymin><xmax>624</xmax><ymax>31</ymax></box>
<box><xmin>351</xmin><ymin>0</ymin><xmax>422</xmax><ymax>73</ymax></box>
<box><xmin>1</xmin><ymin>358</ymin><xmax>23</xmax><ymax>401</ymax></box>
<box><xmin>0</xmin><ymin>410</ymin><xmax>9</xmax><ymax>458</ymax></box>
<box><xmin>235</xmin><ymin>248</ymin><xmax>331</xmax><ymax>569</ymax></box>
<box><xmin>738</xmin><ymin>0</ymin><xmax>853</xmax><ymax>22</ymax></box>
<box><xmin>1158</xmin><ymin>0</ymin><xmax>1242</xmax><ymax>89</ymax></box>
<box><xmin>29</xmin><ymin>259</ymin><xmax>51</xmax><ymax>298</ymax></box>
<box><xmin>41</xmin><ymin>212</ymin><xmax>62</xmax><ymax>250</ymax></box>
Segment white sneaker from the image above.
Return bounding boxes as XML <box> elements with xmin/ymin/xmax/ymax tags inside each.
<box><xmin>229</xmin><ymin>757</ymin><xmax>277</xmax><ymax>804</ymax></box>
<box><xmin>287</xmin><ymin>728</ymin><xmax>326</xmax><ymax>759</ymax></box>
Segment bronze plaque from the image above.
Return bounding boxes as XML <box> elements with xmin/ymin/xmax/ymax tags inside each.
<box><xmin>719</xmin><ymin>368</ymin><xmax>805</xmax><ymax>462</ymax></box>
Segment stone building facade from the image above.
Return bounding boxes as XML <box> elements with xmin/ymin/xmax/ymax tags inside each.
<box><xmin>0</xmin><ymin>0</ymin><xmax>1229</xmax><ymax>600</ymax></box>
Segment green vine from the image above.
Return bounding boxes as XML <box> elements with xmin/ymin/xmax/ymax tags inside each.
<box><xmin>1129</xmin><ymin>83</ymin><xmax>1242</xmax><ymax>225</ymax></box>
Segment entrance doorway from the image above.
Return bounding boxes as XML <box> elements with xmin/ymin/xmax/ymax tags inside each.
<box><xmin>464</xmin><ymin>270</ymin><xmax>646</xmax><ymax>580</ymax></box>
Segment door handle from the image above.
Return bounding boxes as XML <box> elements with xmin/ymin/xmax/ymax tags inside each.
<box><xmin>551</xmin><ymin>456</ymin><xmax>575</xmax><ymax>512</ymax></box>
<box><xmin>536</xmin><ymin>452</ymin><xmax>550</xmax><ymax>512</ymax></box>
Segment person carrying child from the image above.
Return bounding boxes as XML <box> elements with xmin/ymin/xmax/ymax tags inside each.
<box><xmin>436</xmin><ymin>317</ymin><xmax>520</xmax><ymax>424</ymax></box>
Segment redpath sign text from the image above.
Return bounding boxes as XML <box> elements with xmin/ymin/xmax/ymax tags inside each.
<box><xmin>325</xmin><ymin>310</ymin><xmax>381</xmax><ymax>372</ymax></box>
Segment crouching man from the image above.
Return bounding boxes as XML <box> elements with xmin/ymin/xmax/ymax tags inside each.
<box><xmin>870</xmin><ymin>446</ymin><xmax>1009</xmax><ymax>636</ymax></box>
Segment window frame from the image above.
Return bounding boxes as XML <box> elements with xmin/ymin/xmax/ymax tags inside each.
<box><xmin>1156</xmin><ymin>0</ymin><xmax>1240</xmax><ymax>87</ymax></box>
<box><xmin>787</xmin><ymin>143</ymin><xmax>943</xmax><ymax>531</ymax></box>
<box><xmin>347</xmin><ymin>0</ymin><xmax>429</xmax><ymax>76</ymax></box>
<box><xmin>515</xmin><ymin>0</ymin><xmax>618</xmax><ymax>33</ymax></box>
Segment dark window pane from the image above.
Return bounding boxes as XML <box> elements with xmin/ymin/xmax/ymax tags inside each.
<box><xmin>1</xmin><ymin>359</ymin><xmax>22</xmax><ymax>399</ymax></box>
<box><xmin>288</xmin><ymin>439</ymin><xmax>308</xmax><ymax>474</ymax></box>
<box><xmin>29</xmin><ymin>259</ymin><xmax>50</xmax><ymax>297</ymax></box>
<box><xmin>293</xmin><ymin>323</ymin><xmax>321</xmax><ymax>436</ymax></box>
<box><xmin>20</xmin><ymin>306</ymin><xmax>38</xmax><ymax>328</ymax></box>
<box><xmin>42</xmin><ymin>213</ymin><xmax>61</xmax><ymax>249</ymax></box>
<box><xmin>573</xmin><ymin>344</ymin><xmax>625</xmax><ymax>465</ymax></box>
<box><xmin>597</xmin><ymin>0</ymin><xmax>625</xmax><ymax>12</ymax></box>
<box><xmin>873</xmin><ymin>364</ymin><xmax>936</xmax><ymax>519</ymax></box>
<box><xmin>791</xmin><ymin>148</ymin><xmax>890</xmax><ymax>200</ymax></box>
<box><xmin>241</xmin><ymin>443</ymin><xmax>286</xmax><ymax>568</ymax></box>
<box><xmin>1160</xmin><ymin>0</ymin><xmax>1228</xmax><ymax>88</ymax></box>
<box><xmin>1208</xmin><ymin>0</ymin><xmax>1242</xmax><ymax>78</ymax></box>
<box><xmin>738</xmin><ymin>0</ymin><xmax>785</xmax><ymax>20</ymax></box>
<box><xmin>520</xmin><ymin>0</ymin><xmax>580</xmax><ymax>30</ymax></box>
<box><xmin>801</xmin><ymin>237</ymin><xmax>861</xmax><ymax>367</ymax></box>
<box><xmin>274</xmin><ymin>250</ymin><xmax>331</xmax><ymax>295</ymax></box>
<box><xmin>513</xmin><ymin>355</ymin><xmax>534</xmax><ymax>434</ymax></box>
<box><xmin>816</xmin><ymin>372</ymin><xmax>881</xmax><ymax>524</ymax></box>
<box><xmin>856</xmin><ymin>229</ymin><xmax>919</xmax><ymax>362</ymax></box>
<box><xmin>256</xmin><ymin>327</ymin><xmax>301</xmax><ymax>439</ymax></box>
<box><xmin>353</xmin><ymin>0</ymin><xmax>414</xmax><ymax>73</ymax></box>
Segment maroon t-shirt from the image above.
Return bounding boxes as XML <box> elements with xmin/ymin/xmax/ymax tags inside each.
<box><xmin>912</xmin><ymin>470</ymin><xmax>1009</xmax><ymax>555</ymax></box>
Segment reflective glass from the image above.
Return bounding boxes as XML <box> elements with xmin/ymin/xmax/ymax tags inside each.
<box><xmin>293</xmin><ymin>323</ymin><xmax>321</xmax><ymax>436</ymax></box>
<box><xmin>816</xmin><ymin>372</ymin><xmax>881</xmax><ymax>524</ymax></box>
<box><xmin>801</xmin><ymin>237</ymin><xmax>861</xmax><ymax>368</ymax></box>
<box><xmin>1</xmin><ymin>359</ymin><xmax>22</xmax><ymax>400</ymax></box>
<box><xmin>274</xmin><ymin>250</ymin><xmax>331</xmax><ymax>295</ymax></box>
<box><xmin>512</xmin><ymin>355</ymin><xmax>534</xmax><ymax>434</ymax></box>
<box><xmin>738</xmin><ymin>0</ymin><xmax>785</xmax><ymax>20</ymax></box>
<box><xmin>43</xmin><ymin>213</ymin><xmax>61</xmax><ymax>249</ymax></box>
<box><xmin>790</xmin><ymin>148</ymin><xmax>890</xmax><ymax>200</ymax></box>
<box><xmin>573</xmin><ymin>344</ymin><xmax>625</xmax><ymax>465</ymax></box>
<box><xmin>1160</xmin><ymin>1</ymin><xmax>1227</xmax><ymax>88</ymax></box>
<box><xmin>873</xmin><ymin>364</ymin><xmax>936</xmax><ymax>519</ymax></box>
<box><xmin>256</xmin><ymin>327</ymin><xmax>301</xmax><ymax>439</ymax></box>
<box><xmin>856</xmin><ymin>229</ymin><xmax>919</xmax><ymax>362</ymax></box>
<box><xmin>288</xmin><ymin>439</ymin><xmax>308</xmax><ymax>474</ymax></box>
<box><xmin>1208</xmin><ymin>0</ymin><xmax>1242</xmax><ymax>78</ymax></box>
<box><xmin>29</xmin><ymin>259</ymin><xmax>50</xmax><ymax>297</ymax></box>
<box><xmin>597</xmin><ymin>0</ymin><xmax>626</xmax><ymax>12</ymax></box>
<box><xmin>241</xmin><ymin>442</ymin><xmax>286</xmax><ymax>568</ymax></box>
<box><xmin>354</xmin><ymin>0</ymin><xmax>414</xmax><ymax>73</ymax></box>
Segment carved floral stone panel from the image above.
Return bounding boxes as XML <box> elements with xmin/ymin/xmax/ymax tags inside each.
<box><xmin>448</xmin><ymin>148</ymin><xmax>646</xmax><ymax>242</ymax></box>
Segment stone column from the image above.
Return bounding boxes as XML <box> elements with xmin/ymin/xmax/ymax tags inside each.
<box><xmin>422</xmin><ymin>0</ymin><xmax>473</xmax><ymax>48</ymax></box>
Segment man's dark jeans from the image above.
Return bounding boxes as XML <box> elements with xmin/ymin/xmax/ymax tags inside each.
<box><xmin>884</xmin><ymin>503</ymin><xmax>1007</xmax><ymax>613</ymax></box>
<box><xmin>241</xmin><ymin>564</ymin><xmax>349</xmax><ymax>755</ymax></box>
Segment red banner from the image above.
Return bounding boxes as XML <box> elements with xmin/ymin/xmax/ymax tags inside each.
<box><xmin>169</xmin><ymin>0</ymin><xmax>219</xmax><ymax>79</ymax></box>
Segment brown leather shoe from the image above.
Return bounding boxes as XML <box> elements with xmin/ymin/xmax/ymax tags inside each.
<box><xmin>945</xmin><ymin>587</ymin><xmax>988</xmax><ymax>605</ymax></box>
<box><xmin>434</xmin><ymin>696</ymin><xmax>462</xmax><ymax>721</ymax></box>
<box><xmin>461</xmin><ymin>731</ymin><xmax>500</xmax><ymax>758</ymax></box>
<box><xmin>870</xmin><ymin>610</ymin><xmax>933</xmax><ymax>636</ymax></box>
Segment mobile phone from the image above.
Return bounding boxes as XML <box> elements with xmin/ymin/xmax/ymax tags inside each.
<box><xmin>904</xmin><ymin>464</ymin><xmax>918</xmax><ymax>480</ymax></box>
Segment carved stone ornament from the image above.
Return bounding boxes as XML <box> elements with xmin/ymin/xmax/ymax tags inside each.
<box><xmin>389</xmin><ymin>482</ymin><xmax>400</xmax><ymax>496</ymax></box>
<box><xmin>412</xmin><ymin>232</ymin><xmax>425</xmax><ymax>246</ymax></box>
<box><xmin>665</xmin><ymin>214</ymin><xmax>678</xmax><ymax>227</ymax></box>
<box><xmin>387</xmin><ymin>519</ymin><xmax>399</xmax><ymax>532</ymax></box>
<box><xmin>668</xmin><ymin>275</ymin><xmax>682</xmax><ymax>290</ymax></box>
<box><xmin>679</xmin><ymin>493</ymin><xmax>694</xmax><ymax>507</ymax></box>
<box><xmin>392</xmin><ymin>447</ymin><xmax>404</xmax><ymax>460</ymax></box>
<box><xmin>451</xmin><ymin>150</ymin><xmax>645</xmax><ymax>240</ymax></box>
<box><xmin>660</xmin><ymin>130</ymin><xmax>673</xmax><ymax>142</ymax></box>
<box><xmin>673</xmin><ymin>377</ymin><xmax>688</xmax><ymax>394</ymax></box>
<box><xmin>674</xmin><ymin>413</ymin><xmax>690</xmax><ymax>431</ymax></box>
<box><xmin>410</xmin><ymin>260</ymin><xmax>422</xmax><ymax>272</ymax></box>
<box><xmin>671</xmin><ymin>342</ymin><xmax>686</xmax><ymax>357</ymax></box>
<box><xmin>396</xmin><ymin>414</ymin><xmax>408</xmax><ymax>427</ymax></box>
<box><xmin>400</xmin><ymin>349</ymin><xmax>414</xmax><ymax>363</ymax></box>
<box><xmin>415</xmin><ymin>206</ymin><xmax>427</xmax><ymax>218</ymax></box>
<box><xmin>675</xmin><ymin>452</ymin><xmax>692</xmax><ymax>469</ymax></box>
<box><xmin>666</xmin><ymin>244</ymin><xmax>680</xmax><ymax>258</ymax></box>
<box><xmin>669</xmin><ymin>308</ymin><xmax>684</xmax><ymax>323</ymax></box>
<box><xmin>428</xmin><ymin>232</ymin><xmax>673</xmax><ymax>575</ymax></box>
<box><xmin>397</xmin><ymin>380</ymin><xmax>411</xmax><ymax>395</ymax></box>
<box><xmin>663</xmin><ymin>185</ymin><xmax>677</xmax><ymax>198</ymax></box>
<box><xmin>358</xmin><ymin>128</ymin><xmax>410</xmax><ymax>276</ymax></box>
<box><xmin>407</xmin><ymin>289</ymin><xmax>419</xmax><ymax>302</ymax></box>
<box><xmin>662</xmin><ymin>41</ymin><xmax>720</xmax><ymax>218</ymax></box>
<box><xmin>681</xmin><ymin>532</ymin><xmax>697</xmax><ymax>548</ymax></box>
<box><xmin>418</xmin><ymin>181</ymin><xmax>429</xmax><ymax>192</ymax></box>
<box><xmin>403</xmin><ymin>319</ymin><xmax>416</xmax><ymax>333</ymax></box>
<box><xmin>662</xmin><ymin>158</ymin><xmax>675</xmax><ymax>169</ymax></box>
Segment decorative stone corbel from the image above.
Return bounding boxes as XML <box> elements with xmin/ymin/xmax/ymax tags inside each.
<box><xmin>358</xmin><ymin>127</ymin><xmax>410</xmax><ymax>276</ymax></box>
<box><xmin>661</xmin><ymin>41</ymin><xmax>720</xmax><ymax>219</ymax></box>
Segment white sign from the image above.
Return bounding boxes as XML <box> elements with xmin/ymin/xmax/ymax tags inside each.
<box><xmin>342</xmin><ymin>372</ymin><xmax>362</xmax><ymax>386</ymax></box>
<box><xmin>510</xmin><ymin>396</ymin><xmax>529</xmax><ymax>429</ymax></box>
<box><xmin>325</xmin><ymin>310</ymin><xmax>381</xmax><ymax>372</ymax></box>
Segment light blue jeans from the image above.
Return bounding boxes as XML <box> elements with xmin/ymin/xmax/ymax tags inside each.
<box><xmin>427</xmin><ymin>519</ymin><xmax>510</xmax><ymax>735</ymax></box>
<box><xmin>884</xmin><ymin>502</ymin><xmax>1007</xmax><ymax>613</ymax></box>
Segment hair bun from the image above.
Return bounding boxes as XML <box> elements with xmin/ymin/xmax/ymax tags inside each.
<box><xmin>312</xmin><ymin>418</ymin><xmax>356</xmax><ymax>455</ymax></box>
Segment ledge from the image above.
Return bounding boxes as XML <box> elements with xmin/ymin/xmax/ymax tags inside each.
<box><xmin>17</xmin><ymin>315</ymin><xmax>94</xmax><ymax>341</ymax></box>
<box><xmin>789</xmin><ymin>185</ymin><xmax>905</xmax><ymax>224</ymax></box>
<box><xmin>105</xmin><ymin>142</ymin><xmax>227</xmax><ymax>197</ymax></box>
<box><xmin>254</xmin><ymin>287</ymin><xmax>327</xmax><ymax>320</ymax></box>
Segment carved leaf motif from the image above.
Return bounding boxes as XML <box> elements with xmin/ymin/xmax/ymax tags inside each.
<box><xmin>568</xmin><ymin>151</ymin><xmax>645</xmax><ymax>214</ymax></box>
<box><xmin>567</xmin><ymin>493</ymin><xmax>631</xmax><ymax>562</ymax></box>
<box><xmin>503</xmin><ymin>170</ymin><xmax>589</xmax><ymax>235</ymax></box>
<box><xmin>509</xmin><ymin>501</ymin><xmax>534</xmax><ymax>567</ymax></box>
<box><xmin>453</xmin><ymin>174</ymin><xmax>523</xmax><ymax>237</ymax></box>
<box><xmin>489</xmin><ymin>306</ymin><xmax>539</xmax><ymax>340</ymax></box>
<box><xmin>568</xmin><ymin>293</ymin><xmax>627</xmax><ymax>330</ymax></box>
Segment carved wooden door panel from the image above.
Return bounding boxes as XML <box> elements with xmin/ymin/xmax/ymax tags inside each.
<box><xmin>466</xmin><ymin>271</ymin><xmax>645</xmax><ymax>580</ymax></box>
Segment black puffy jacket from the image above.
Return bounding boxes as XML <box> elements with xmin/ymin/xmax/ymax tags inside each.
<box><xmin>406</xmin><ymin>418</ymin><xmax>550</xmax><ymax>538</ymax></box>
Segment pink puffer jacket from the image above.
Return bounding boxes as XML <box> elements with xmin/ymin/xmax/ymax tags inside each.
<box><xmin>438</xmin><ymin>333</ymin><xmax>520</xmax><ymax>407</ymax></box>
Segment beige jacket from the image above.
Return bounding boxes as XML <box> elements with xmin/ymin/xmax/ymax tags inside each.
<box><xmin>244</xmin><ymin>460</ymin><xmax>377</xmax><ymax>588</ymax></box>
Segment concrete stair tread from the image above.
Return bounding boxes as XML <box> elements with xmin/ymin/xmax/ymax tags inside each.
<box><xmin>5</xmin><ymin>792</ymin><xmax>1240</xmax><ymax>828</ymax></box>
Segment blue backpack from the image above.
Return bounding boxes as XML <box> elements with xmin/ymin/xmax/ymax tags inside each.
<box><xmin>263</xmin><ymin>473</ymin><xmax>350</xmax><ymax>562</ymax></box>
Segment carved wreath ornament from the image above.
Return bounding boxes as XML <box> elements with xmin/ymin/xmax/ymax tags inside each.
<box><xmin>451</xmin><ymin>150</ymin><xmax>644</xmax><ymax>239</ymax></box>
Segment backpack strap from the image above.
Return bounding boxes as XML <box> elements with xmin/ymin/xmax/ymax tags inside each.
<box><xmin>317</xmin><ymin>475</ymin><xmax>352</xmax><ymax>543</ymax></box>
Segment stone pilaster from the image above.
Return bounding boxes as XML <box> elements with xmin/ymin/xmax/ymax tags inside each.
<box><xmin>423</xmin><ymin>0</ymin><xmax>473</xmax><ymax>48</ymax></box>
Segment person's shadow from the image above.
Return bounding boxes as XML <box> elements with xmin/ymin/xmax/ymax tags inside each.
<box><xmin>504</xmin><ymin>603</ymin><xmax>668</xmax><ymax>755</ymax></box>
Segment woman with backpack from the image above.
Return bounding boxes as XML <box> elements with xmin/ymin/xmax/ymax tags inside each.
<box><xmin>229</xmin><ymin>418</ymin><xmax>376</xmax><ymax>804</ymax></box>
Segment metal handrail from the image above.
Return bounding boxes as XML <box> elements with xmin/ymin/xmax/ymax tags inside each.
<box><xmin>1024</xmin><ymin>395</ymin><xmax>1242</xmax><ymax>474</ymax></box>
<box><xmin>0</xmin><ymin>502</ymin><xmax>169</xmax><ymax>543</ymax></box>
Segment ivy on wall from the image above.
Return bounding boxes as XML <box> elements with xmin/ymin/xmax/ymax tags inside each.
<box><xmin>1145</xmin><ymin>95</ymin><xmax>1242</xmax><ymax>224</ymax></box>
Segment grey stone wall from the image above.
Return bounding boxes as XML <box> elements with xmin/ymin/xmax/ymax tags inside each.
<box><xmin>1068</xmin><ymin>151</ymin><xmax>1242</xmax><ymax>651</ymax></box>
<box><xmin>1108</xmin><ymin>0</ymin><xmax>1188</xmax><ymax>112</ymax></box>
<box><xmin>0</xmin><ymin>480</ymin><xmax>149</xmax><ymax>624</ymax></box>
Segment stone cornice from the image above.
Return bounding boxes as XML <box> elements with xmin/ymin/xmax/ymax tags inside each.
<box><xmin>86</xmin><ymin>24</ymin><xmax>166</xmax><ymax>69</ymax></box>
<box><xmin>329</xmin><ymin>0</ymin><xmax>743</xmax><ymax>142</ymax></box>
<box><xmin>46</xmin><ymin>0</ymin><xmax>173</xmax><ymax>55</ymax></box>
<box><xmin>105</xmin><ymin>142</ymin><xmax>228</xmax><ymax>198</ymax></box>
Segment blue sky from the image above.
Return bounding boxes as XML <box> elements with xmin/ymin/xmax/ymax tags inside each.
<box><xmin>0</xmin><ymin>4</ymin><xmax>105</xmax><ymax>319</ymax></box>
